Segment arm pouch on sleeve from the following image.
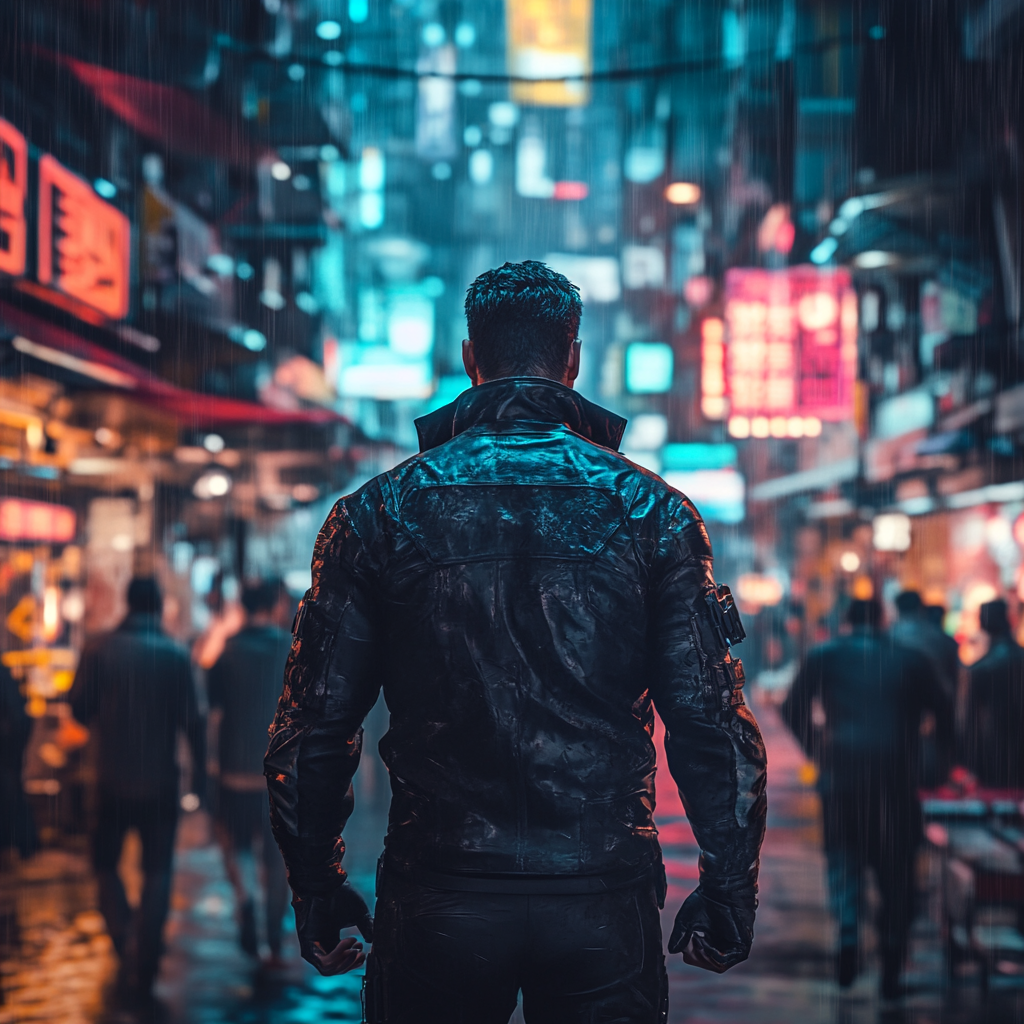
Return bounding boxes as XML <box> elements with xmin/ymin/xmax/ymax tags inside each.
<box><xmin>703</xmin><ymin>584</ymin><xmax>746</xmax><ymax>650</ymax></box>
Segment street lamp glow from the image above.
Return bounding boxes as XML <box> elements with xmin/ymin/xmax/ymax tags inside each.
<box><xmin>665</xmin><ymin>181</ymin><xmax>701</xmax><ymax>205</ymax></box>
<box><xmin>316</xmin><ymin>19</ymin><xmax>342</xmax><ymax>40</ymax></box>
<box><xmin>270</xmin><ymin>160</ymin><xmax>292</xmax><ymax>181</ymax></box>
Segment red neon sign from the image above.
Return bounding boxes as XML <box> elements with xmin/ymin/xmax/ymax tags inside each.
<box><xmin>0</xmin><ymin>119</ymin><xmax>27</xmax><ymax>277</ymax></box>
<box><xmin>724</xmin><ymin>266</ymin><xmax>857</xmax><ymax>421</ymax></box>
<box><xmin>0</xmin><ymin>499</ymin><xmax>76</xmax><ymax>544</ymax></box>
<box><xmin>38</xmin><ymin>155</ymin><xmax>130</xmax><ymax>319</ymax></box>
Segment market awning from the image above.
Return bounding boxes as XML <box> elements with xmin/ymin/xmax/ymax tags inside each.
<box><xmin>0</xmin><ymin>303</ymin><xmax>348</xmax><ymax>429</ymax></box>
<box><xmin>46</xmin><ymin>53</ymin><xmax>267</xmax><ymax>168</ymax></box>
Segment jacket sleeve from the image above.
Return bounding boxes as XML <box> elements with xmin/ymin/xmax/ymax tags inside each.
<box><xmin>265</xmin><ymin>497</ymin><xmax>384</xmax><ymax>898</ymax></box>
<box><xmin>646</xmin><ymin>494</ymin><xmax>767</xmax><ymax>903</ymax></box>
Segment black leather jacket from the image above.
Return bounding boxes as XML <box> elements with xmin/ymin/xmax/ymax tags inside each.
<box><xmin>266</xmin><ymin>378</ymin><xmax>766</xmax><ymax>902</ymax></box>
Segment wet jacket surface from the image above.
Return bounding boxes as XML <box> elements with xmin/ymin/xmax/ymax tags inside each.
<box><xmin>266</xmin><ymin>377</ymin><xmax>766</xmax><ymax>900</ymax></box>
<box><xmin>71</xmin><ymin>612</ymin><xmax>205</xmax><ymax>801</ymax></box>
<box><xmin>781</xmin><ymin>627</ymin><xmax>952</xmax><ymax>795</ymax></box>
<box><xmin>964</xmin><ymin>635</ymin><xmax>1024</xmax><ymax>788</ymax></box>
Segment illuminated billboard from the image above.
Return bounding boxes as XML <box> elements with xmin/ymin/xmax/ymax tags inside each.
<box><xmin>507</xmin><ymin>0</ymin><xmax>592</xmax><ymax>107</ymax></box>
<box><xmin>722</xmin><ymin>266</ymin><xmax>856</xmax><ymax>433</ymax></box>
<box><xmin>38</xmin><ymin>154</ymin><xmax>131</xmax><ymax>319</ymax></box>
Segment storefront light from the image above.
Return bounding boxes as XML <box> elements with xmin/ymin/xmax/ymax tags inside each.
<box><xmin>839</xmin><ymin>551</ymin><xmax>860</xmax><ymax>573</ymax></box>
<box><xmin>728</xmin><ymin>415</ymin><xmax>751</xmax><ymax>439</ymax></box>
<box><xmin>751</xmin><ymin>416</ymin><xmax>770</xmax><ymax>438</ymax></box>
<box><xmin>194</xmin><ymin>470</ymin><xmax>232</xmax><ymax>500</ymax></box>
<box><xmin>665</xmin><ymin>181</ymin><xmax>701</xmax><ymax>205</ymax></box>
<box><xmin>873</xmin><ymin>512</ymin><xmax>911</xmax><ymax>552</ymax></box>
<box><xmin>316</xmin><ymin>19</ymin><xmax>342</xmax><ymax>40</ymax></box>
<box><xmin>769</xmin><ymin>416</ymin><xmax>788</xmax><ymax>438</ymax></box>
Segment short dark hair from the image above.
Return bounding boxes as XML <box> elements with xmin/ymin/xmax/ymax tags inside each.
<box><xmin>127</xmin><ymin>577</ymin><xmax>162</xmax><ymax>615</ymax></box>
<box><xmin>242</xmin><ymin>578</ymin><xmax>283</xmax><ymax>616</ymax></box>
<box><xmin>847</xmin><ymin>597</ymin><xmax>882</xmax><ymax>629</ymax></box>
<box><xmin>894</xmin><ymin>590</ymin><xmax>923</xmax><ymax>616</ymax></box>
<box><xmin>980</xmin><ymin>599</ymin><xmax>1011</xmax><ymax>635</ymax></box>
<box><xmin>464</xmin><ymin>261</ymin><xmax>582</xmax><ymax>380</ymax></box>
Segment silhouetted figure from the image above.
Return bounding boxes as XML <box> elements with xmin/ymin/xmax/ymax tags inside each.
<box><xmin>891</xmin><ymin>590</ymin><xmax>960</xmax><ymax>785</ymax></box>
<box><xmin>964</xmin><ymin>599</ymin><xmax>1024</xmax><ymax>788</ymax></box>
<box><xmin>0</xmin><ymin>661</ymin><xmax>37</xmax><ymax>859</ymax></box>
<box><xmin>267</xmin><ymin>261</ymin><xmax>766</xmax><ymax>1022</ymax></box>
<box><xmin>782</xmin><ymin>598</ymin><xmax>951</xmax><ymax>1000</ymax></box>
<box><xmin>208</xmin><ymin>580</ymin><xmax>291</xmax><ymax>965</ymax></box>
<box><xmin>891</xmin><ymin>591</ymin><xmax>958</xmax><ymax>698</ymax></box>
<box><xmin>924</xmin><ymin>603</ymin><xmax>961</xmax><ymax>690</ymax></box>
<box><xmin>71</xmin><ymin>578</ymin><xmax>205</xmax><ymax>1004</ymax></box>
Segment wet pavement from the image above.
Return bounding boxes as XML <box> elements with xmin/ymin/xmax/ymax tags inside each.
<box><xmin>3</xmin><ymin>699</ymin><xmax>1023</xmax><ymax>1023</ymax></box>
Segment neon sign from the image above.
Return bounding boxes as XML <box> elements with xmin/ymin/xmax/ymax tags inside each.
<box><xmin>0</xmin><ymin>119</ymin><xmax>130</xmax><ymax>321</ymax></box>
<box><xmin>0</xmin><ymin>120</ymin><xmax>27</xmax><ymax>277</ymax></box>
<box><xmin>507</xmin><ymin>0</ymin><xmax>592</xmax><ymax>107</ymax></box>
<box><xmin>723</xmin><ymin>266</ymin><xmax>856</xmax><ymax>434</ymax></box>
<box><xmin>0</xmin><ymin>499</ymin><xmax>76</xmax><ymax>544</ymax></box>
<box><xmin>38</xmin><ymin>154</ymin><xmax>130</xmax><ymax>319</ymax></box>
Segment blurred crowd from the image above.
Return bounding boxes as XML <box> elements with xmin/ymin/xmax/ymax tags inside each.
<box><xmin>1</xmin><ymin>575</ymin><xmax>1024</xmax><ymax>1010</ymax></box>
<box><xmin>0</xmin><ymin>573</ymin><xmax>297</xmax><ymax>1012</ymax></box>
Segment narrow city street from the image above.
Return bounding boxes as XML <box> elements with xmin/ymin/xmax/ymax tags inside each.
<box><xmin>3</xmin><ymin>698</ymin><xmax>1021</xmax><ymax>1024</ymax></box>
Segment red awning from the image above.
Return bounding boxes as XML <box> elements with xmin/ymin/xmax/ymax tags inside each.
<box><xmin>0</xmin><ymin>303</ymin><xmax>348</xmax><ymax>429</ymax></box>
<box><xmin>50</xmin><ymin>54</ymin><xmax>267</xmax><ymax>168</ymax></box>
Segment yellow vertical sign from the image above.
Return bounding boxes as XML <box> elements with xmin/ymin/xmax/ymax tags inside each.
<box><xmin>507</xmin><ymin>0</ymin><xmax>593</xmax><ymax>107</ymax></box>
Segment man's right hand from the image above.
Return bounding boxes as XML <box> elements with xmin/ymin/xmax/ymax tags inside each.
<box><xmin>667</xmin><ymin>887</ymin><xmax>755</xmax><ymax>973</ymax></box>
<box><xmin>293</xmin><ymin>881</ymin><xmax>374</xmax><ymax>976</ymax></box>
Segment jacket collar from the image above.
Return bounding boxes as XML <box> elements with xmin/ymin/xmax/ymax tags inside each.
<box><xmin>415</xmin><ymin>377</ymin><xmax>627</xmax><ymax>454</ymax></box>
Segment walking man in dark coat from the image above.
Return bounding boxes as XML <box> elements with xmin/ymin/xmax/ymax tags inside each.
<box><xmin>71</xmin><ymin>577</ymin><xmax>205</xmax><ymax>1004</ymax></box>
<box><xmin>782</xmin><ymin>597</ymin><xmax>951</xmax><ymax>1000</ymax></box>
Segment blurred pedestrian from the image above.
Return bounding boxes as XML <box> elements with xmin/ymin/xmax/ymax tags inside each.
<box><xmin>781</xmin><ymin>597</ymin><xmax>951</xmax><ymax>1000</ymax></box>
<box><xmin>890</xmin><ymin>590</ymin><xmax>960</xmax><ymax>785</ymax></box>
<box><xmin>70</xmin><ymin>577</ymin><xmax>205</xmax><ymax>1006</ymax></box>
<box><xmin>891</xmin><ymin>591</ymin><xmax>958</xmax><ymax>696</ymax></box>
<box><xmin>0</xmin><ymin>660</ymin><xmax>37</xmax><ymax>862</ymax></box>
<box><xmin>963</xmin><ymin>599</ymin><xmax>1024</xmax><ymax>788</ymax></box>
<box><xmin>208</xmin><ymin>579</ymin><xmax>291</xmax><ymax>966</ymax></box>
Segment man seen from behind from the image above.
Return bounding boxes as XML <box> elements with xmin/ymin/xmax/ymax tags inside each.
<box><xmin>266</xmin><ymin>261</ymin><xmax>767</xmax><ymax>1023</ymax></box>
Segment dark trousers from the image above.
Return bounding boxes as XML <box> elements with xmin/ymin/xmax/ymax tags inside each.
<box><xmin>364</xmin><ymin>872</ymin><xmax>667</xmax><ymax>1024</ymax></box>
<box><xmin>821</xmin><ymin>784</ymin><xmax>921</xmax><ymax>974</ymax></box>
<box><xmin>92</xmin><ymin>795</ymin><xmax>179</xmax><ymax>989</ymax></box>
<box><xmin>216</xmin><ymin>787</ymin><xmax>289</xmax><ymax>956</ymax></box>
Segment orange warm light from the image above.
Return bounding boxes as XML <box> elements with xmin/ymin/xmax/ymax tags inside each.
<box><xmin>38</xmin><ymin>154</ymin><xmax>130</xmax><ymax>319</ymax></box>
<box><xmin>700</xmin><ymin>317</ymin><xmax>726</xmax><ymax>420</ymax></box>
<box><xmin>0</xmin><ymin>119</ymin><xmax>28</xmax><ymax>277</ymax></box>
<box><xmin>665</xmin><ymin>181</ymin><xmax>701</xmax><ymax>205</ymax></box>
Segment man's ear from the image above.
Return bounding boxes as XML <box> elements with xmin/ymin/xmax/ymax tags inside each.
<box><xmin>565</xmin><ymin>340</ymin><xmax>582</xmax><ymax>388</ymax></box>
<box><xmin>462</xmin><ymin>338</ymin><xmax>482</xmax><ymax>386</ymax></box>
